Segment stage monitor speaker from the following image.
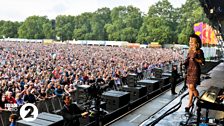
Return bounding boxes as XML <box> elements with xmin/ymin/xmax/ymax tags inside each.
<box><xmin>127</xmin><ymin>73</ymin><xmax>137</xmax><ymax>87</ymax></box>
<box><xmin>122</xmin><ymin>85</ymin><xmax>147</xmax><ymax>101</ymax></box>
<box><xmin>102</xmin><ymin>90</ymin><xmax>130</xmax><ymax>111</ymax></box>
<box><xmin>137</xmin><ymin>79</ymin><xmax>159</xmax><ymax>93</ymax></box>
<box><xmin>153</xmin><ymin>68</ymin><xmax>163</xmax><ymax>78</ymax></box>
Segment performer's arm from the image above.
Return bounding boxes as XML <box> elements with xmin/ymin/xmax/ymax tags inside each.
<box><xmin>218</xmin><ymin>95</ymin><xmax>224</xmax><ymax>100</ymax></box>
<box><xmin>183</xmin><ymin>54</ymin><xmax>190</xmax><ymax>67</ymax></box>
<box><xmin>61</xmin><ymin>110</ymin><xmax>82</xmax><ymax>121</ymax></box>
<box><xmin>194</xmin><ymin>50</ymin><xmax>205</xmax><ymax>65</ymax></box>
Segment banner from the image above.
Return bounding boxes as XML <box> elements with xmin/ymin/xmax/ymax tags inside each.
<box><xmin>194</xmin><ymin>22</ymin><xmax>218</xmax><ymax>45</ymax></box>
<box><xmin>194</xmin><ymin>22</ymin><xmax>203</xmax><ymax>39</ymax></box>
<box><xmin>127</xmin><ymin>43</ymin><xmax>140</xmax><ymax>48</ymax></box>
<box><xmin>43</xmin><ymin>39</ymin><xmax>53</xmax><ymax>45</ymax></box>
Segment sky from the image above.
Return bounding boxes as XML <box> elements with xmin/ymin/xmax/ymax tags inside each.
<box><xmin>0</xmin><ymin>0</ymin><xmax>186</xmax><ymax>22</ymax></box>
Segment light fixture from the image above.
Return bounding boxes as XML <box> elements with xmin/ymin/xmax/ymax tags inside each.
<box><xmin>210</xmin><ymin>9</ymin><xmax>214</xmax><ymax>14</ymax></box>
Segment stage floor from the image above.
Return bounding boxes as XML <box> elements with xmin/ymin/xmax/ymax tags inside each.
<box><xmin>108</xmin><ymin>62</ymin><xmax>224</xmax><ymax>126</ymax></box>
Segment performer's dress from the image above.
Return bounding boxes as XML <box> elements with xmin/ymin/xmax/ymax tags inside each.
<box><xmin>185</xmin><ymin>49</ymin><xmax>205</xmax><ymax>85</ymax></box>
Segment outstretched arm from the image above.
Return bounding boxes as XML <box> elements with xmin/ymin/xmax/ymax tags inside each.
<box><xmin>61</xmin><ymin>109</ymin><xmax>82</xmax><ymax>121</ymax></box>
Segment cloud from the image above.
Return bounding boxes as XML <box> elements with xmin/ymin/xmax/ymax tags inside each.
<box><xmin>0</xmin><ymin>0</ymin><xmax>186</xmax><ymax>21</ymax></box>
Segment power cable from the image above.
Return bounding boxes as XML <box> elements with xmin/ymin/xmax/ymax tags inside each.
<box><xmin>146</xmin><ymin>92</ymin><xmax>189</xmax><ymax>126</ymax></box>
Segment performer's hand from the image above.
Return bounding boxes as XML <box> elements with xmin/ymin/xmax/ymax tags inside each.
<box><xmin>218</xmin><ymin>95</ymin><xmax>224</xmax><ymax>100</ymax></box>
<box><xmin>81</xmin><ymin>112</ymin><xmax>88</xmax><ymax>117</ymax></box>
<box><xmin>190</xmin><ymin>47</ymin><xmax>196</xmax><ymax>52</ymax></box>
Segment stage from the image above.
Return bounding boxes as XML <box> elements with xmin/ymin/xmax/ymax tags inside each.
<box><xmin>108</xmin><ymin>62</ymin><xmax>224</xmax><ymax>126</ymax></box>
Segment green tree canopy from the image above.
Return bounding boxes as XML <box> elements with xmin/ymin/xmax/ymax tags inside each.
<box><xmin>18</xmin><ymin>16</ymin><xmax>52</xmax><ymax>39</ymax></box>
<box><xmin>105</xmin><ymin>5</ymin><xmax>143</xmax><ymax>42</ymax></box>
<box><xmin>0</xmin><ymin>0</ymin><xmax>210</xmax><ymax>44</ymax></box>
<box><xmin>176</xmin><ymin>0</ymin><xmax>209</xmax><ymax>44</ymax></box>
<box><xmin>137</xmin><ymin>0</ymin><xmax>174</xmax><ymax>44</ymax></box>
<box><xmin>56</xmin><ymin>15</ymin><xmax>75</xmax><ymax>41</ymax></box>
<box><xmin>73</xmin><ymin>12</ymin><xmax>93</xmax><ymax>40</ymax></box>
<box><xmin>91</xmin><ymin>7</ymin><xmax>111</xmax><ymax>40</ymax></box>
<box><xmin>43</xmin><ymin>21</ymin><xmax>55</xmax><ymax>39</ymax></box>
<box><xmin>0</xmin><ymin>21</ymin><xmax>21</xmax><ymax>38</ymax></box>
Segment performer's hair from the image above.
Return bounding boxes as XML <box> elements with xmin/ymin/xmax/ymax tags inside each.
<box><xmin>190</xmin><ymin>33</ymin><xmax>202</xmax><ymax>49</ymax></box>
<box><xmin>62</xmin><ymin>94</ymin><xmax>72</xmax><ymax>104</ymax></box>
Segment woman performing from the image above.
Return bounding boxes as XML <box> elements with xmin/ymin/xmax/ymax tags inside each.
<box><xmin>184</xmin><ymin>34</ymin><xmax>205</xmax><ymax>112</ymax></box>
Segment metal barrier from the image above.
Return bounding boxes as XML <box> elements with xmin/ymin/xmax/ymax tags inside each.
<box><xmin>36</xmin><ymin>100</ymin><xmax>48</xmax><ymax>113</ymax></box>
<box><xmin>34</xmin><ymin>97</ymin><xmax>64</xmax><ymax>115</ymax></box>
<box><xmin>51</xmin><ymin>97</ymin><xmax>63</xmax><ymax>112</ymax></box>
<box><xmin>0</xmin><ymin>113</ymin><xmax>4</xmax><ymax>126</ymax></box>
<box><xmin>70</xmin><ymin>91</ymin><xmax>77</xmax><ymax>102</ymax></box>
<box><xmin>45</xmin><ymin>98</ymin><xmax>55</xmax><ymax>113</ymax></box>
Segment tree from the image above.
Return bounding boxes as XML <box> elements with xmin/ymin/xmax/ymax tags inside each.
<box><xmin>73</xmin><ymin>12</ymin><xmax>93</xmax><ymax>40</ymax></box>
<box><xmin>137</xmin><ymin>0</ymin><xmax>174</xmax><ymax>44</ymax></box>
<box><xmin>55</xmin><ymin>15</ymin><xmax>75</xmax><ymax>41</ymax></box>
<box><xmin>121</xmin><ymin>27</ymin><xmax>138</xmax><ymax>42</ymax></box>
<box><xmin>18</xmin><ymin>16</ymin><xmax>51</xmax><ymax>39</ymax></box>
<box><xmin>91</xmin><ymin>7</ymin><xmax>111</xmax><ymax>40</ymax></box>
<box><xmin>105</xmin><ymin>5</ymin><xmax>143</xmax><ymax>42</ymax></box>
<box><xmin>0</xmin><ymin>0</ymin><xmax>210</xmax><ymax>44</ymax></box>
<box><xmin>0</xmin><ymin>20</ymin><xmax>4</xmax><ymax>38</ymax></box>
<box><xmin>176</xmin><ymin>0</ymin><xmax>209</xmax><ymax>44</ymax></box>
<box><xmin>0</xmin><ymin>21</ymin><xmax>21</xmax><ymax>38</ymax></box>
<box><xmin>43</xmin><ymin>22</ymin><xmax>55</xmax><ymax>39</ymax></box>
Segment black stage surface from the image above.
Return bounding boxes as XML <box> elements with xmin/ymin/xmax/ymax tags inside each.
<box><xmin>109</xmin><ymin>61</ymin><xmax>224</xmax><ymax>126</ymax></box>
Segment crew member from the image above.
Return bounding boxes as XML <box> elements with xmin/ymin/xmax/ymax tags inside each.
<box><xmin>171</xmin><ymin>65</ymin><xmax>178</xmax><ymax>95</ymax></box>
<box><xmin>61</xmin><ymin>94</ymin><xmax>88</xmax><ymax>126</ymax></box>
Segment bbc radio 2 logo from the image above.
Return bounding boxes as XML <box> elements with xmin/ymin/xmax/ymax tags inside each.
<box><xmin>5</xmin><ymin>103</ymin><xmax>18</xmax><ymax>111</ymax></box>
<box><xmin>20</xmin><ymin>103</ymin><xmax>39</xmax><ymax>121</ymax></box>
<box><xmin>6</xmin><ymin>103</ymin><xmax>38</xmax><ymax>121</ymax></box>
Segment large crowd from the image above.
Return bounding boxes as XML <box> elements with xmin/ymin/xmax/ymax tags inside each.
<box><xmin>0</xmin><ymin>42</ymin><xmax>184</xmax><ymax>111</ymax></box>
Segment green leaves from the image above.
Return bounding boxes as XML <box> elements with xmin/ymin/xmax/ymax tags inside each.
<box><xmin>43</xmin><ymin>22</ymin><xmax>55</xmax><ymax>39</ymax></box>
<box><xmin>56</xmin><ymin>15</ymin><xmax>75</xmax><ymax>41</ymax></box>
<box><xmin>176</xmin><ymin>0</ymin><xmax>208</xmax><ymax>44</ymax></box>
<box><xmin>137</xmin><ymin>0</ymin><xmax>208</xmax><ymax>44</ymax></box>
<box><xmin>0</xmin><ymin>20</ymin><xmax>21</xmax><ymax>38</ymax></box>
<box><xmin>18</xmin><ymin>16</ymin><xmax>51</xmax><ymax>39</ymax></box>
<box><xmin>105</xmin><ymin>5</ymin><xmax>143</xmax><ymax>42</ymax></box>
<box><xmin>0</xmin><ymin>1</ymin><xmax>209</xmax><ymax>44</ymax></box>
<box><xmin>138</xmin><ymin>0</ymin><xmax>174</xmax><ymax>44</ymax></box>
